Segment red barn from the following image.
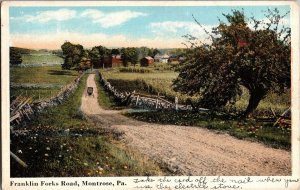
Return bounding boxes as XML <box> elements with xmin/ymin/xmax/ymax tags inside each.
<box><xmin>140</xmin><ymin>56</ymin><xmax>154</xmax><ymax>67</ymax></box>
<box><xmin>111</xmin><ymin>55</ymin><xmax>122</xmax><ymax>67</ymax></box>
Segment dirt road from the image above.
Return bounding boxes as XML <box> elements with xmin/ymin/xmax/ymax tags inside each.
<box><xmin>81</xmin><ymin>74</ymin><xmax>291</xmax><ymax>176</ymax></box>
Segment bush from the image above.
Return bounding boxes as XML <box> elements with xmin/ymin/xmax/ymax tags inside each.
<box><xmin>10</xmin><ymin>47</ymin><xmax>23</xmax><ymax>65</ymax></box>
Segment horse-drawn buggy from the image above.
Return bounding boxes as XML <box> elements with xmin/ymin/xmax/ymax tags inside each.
<box><xmin>87</xmin><ymin>87</ymin><xmax>94</xmax><ymax>97</ymax></box>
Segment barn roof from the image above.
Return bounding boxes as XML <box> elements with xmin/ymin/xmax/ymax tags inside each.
<box><xmin>144</xmin><ymin>56</ymin><xmax>154</xmax><ymax>60</ymax></box>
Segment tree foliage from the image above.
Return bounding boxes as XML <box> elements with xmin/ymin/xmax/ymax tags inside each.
<box><xmin>121</xmin><ymin>47</ymin><xmax>139</xmax><ymax>67</ymax></box>
<box><xmin>90</xmin><ymin>45</ymin><xmax>111</xmax><ymax>60</ymax></box>
<box><xmin>173</xmin><ymin>9</ymin><xmax>291</xmax><ymax>116</ymax></box>
<box><xmin>61</xmin><ymin>41</ymin><xmax>84</xmax><ymax>70</ymax></box>
<box><xmin>10</xmin><ymin>47</ymin><xmax>23</xmax><ymax>65</ymax></box>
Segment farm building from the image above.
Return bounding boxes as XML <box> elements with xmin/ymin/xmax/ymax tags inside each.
<box><xmin>140</xmin><ymin>56</ymin><xmax>154</xmax><ymax>67</ymax></box>
<box><xmin>168</xmin><ymin>55</ymin><xmax>178</xmax><ymax>63</ymax></box>
<box><xmin>111</xmin><ymin>54</ymin><xmax>122</xmax><ymax>67</ymax></box>
<box><xmin>160</xmin><ymin>54</ymin><xmax>170</xmax><ymax>63</ymax></box>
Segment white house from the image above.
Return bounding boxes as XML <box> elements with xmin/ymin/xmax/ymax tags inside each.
<box><xmin>159</xmin><ymin>54</ymin><xmax>169</xmax><ymax>63</ymax></box>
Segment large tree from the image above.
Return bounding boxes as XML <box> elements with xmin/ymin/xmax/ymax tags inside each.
<box><xmin>89</xmin><ymin>45</ymin><xmax>111</xmax><ymax>68</ymax></box>
<box><xmin>121</xmin><ymin>47</ymin><xmax>139</xmax><ymax>67</ymax></box>
<box><xmin>61</xmin><ymin>41</ymin><xmax>84</xmax><ymax>70</ymax></box>
<box><xmin>173</xmin><ymin>9</ymin><xmax>291</xmax><ymax>117</ymax></box>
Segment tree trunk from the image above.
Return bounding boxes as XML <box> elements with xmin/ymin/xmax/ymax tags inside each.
<box><xmin>244</xmin><ymin>89</ymin><xmax>266</xmax><ymax>118</ymax></box>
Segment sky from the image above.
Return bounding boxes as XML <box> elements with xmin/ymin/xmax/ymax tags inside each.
<box><xmin>9</xmin><ymin>5</ymin><xmax>290</xmax><ymax>50</ymax></box>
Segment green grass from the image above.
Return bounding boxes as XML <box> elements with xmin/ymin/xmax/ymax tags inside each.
<box><xmin>21</xmin><ymin>53</ymin><xmax>63</xmax><ymax>64</ymax></box>
<box><xmin>101</xmin><ymin>68</ymin><xmax>188</xmax><ymax>103</ymax></box>
<box><xmin>10</xmin><ymin>65</ymin><xmax>79</xmax><ymax>101</ymax></box>
<box><xmin>10</xmin><ymin>65</ymin><xmax>78</xmax><ymax>84</ymax></box>
<box><xmin>95</xmin><ymin>73</ymin><xmax>116</xmax><ymax>109</ymax></box>
<box><xmin>11</xmin><ymin>74</ymin><xmax>164</xmax><ymax>177</ymax></box>
<box><xmin>101</xmin><ymin>68</ymin><xmax>290</xmax><ymax>115</ymax></box>
<box><xmin>234</xmin><ymin>87</ymin><xmax>291</xmax><ymax>115</ymax></box>
<box><xmin>119</xmin><ymin>67</ymin><xmax>153</xmax><ymax>73</ymax></box>
<box><xmin>124</xmin><ymin>110</ymin><xmax>291</xmax><ymax>150</ymax></box>
<box><xmin>10</xmin><ymin>88</ymin><xmax>61</xmax><ymax>101</ymax></box>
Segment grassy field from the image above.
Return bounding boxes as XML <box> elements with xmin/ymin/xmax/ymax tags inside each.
<box><xmin>21</xmin><ymin>53</ymin><xmax>63</xmax><ymax>64</ymax></box>
<box><xmin>100</xmin><ymin>66</ymin><xmax>290</xmax><ymax>115</ymax></box>
<box><xmin>11</xmin><ymin>74</ymin><xmax>165</xmax><ymax>177</ymax></box>
<box><xmin>10</xmin><ymin>65</ymin><xmax>79</xmax><ymax>101</ymax></box>
<box><xmin>101</xmin><ymin>66</ymin><xmax>189</xmax><ymax>103</ymax></box>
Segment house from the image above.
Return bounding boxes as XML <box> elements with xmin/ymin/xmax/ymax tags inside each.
<box><xmin>168</xmin><ymin>55</ymin><xmax>178</xmax><ymax>63</ymax></box>
<box><xmin>140</xmin><ymin>56</ymin><xmax>154</xmax><ymax>67</ymax></box>
<box><xmin>159</xmin><ymin>54</ymin><xmax>169</xmax><ymax>63</ymax></box>
<box><xmin>111</xmin><ymin>54</ymin><xmax>122</xmax><ymax>67</ymax></box>
<box><xmin>154</xmin><ymin>54</ymin><xmax>162</xmax><ymax>62</ymax></box>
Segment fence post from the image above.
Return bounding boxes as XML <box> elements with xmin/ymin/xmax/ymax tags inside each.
<box><xmin>155</xmin><ymin>93</ymin><xmax>160</xmax><ymax>109</ymax></box>
<box><xmin>136</xmin><ymin>95</ymin><xmax>140</xmax><ymax>106</ymax></box>
<box><xmin>175</xmin><ymin>96</ymin><xmax>178</xmax><ymax>110</ymax></box>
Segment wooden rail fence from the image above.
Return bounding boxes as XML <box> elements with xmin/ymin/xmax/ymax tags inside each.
<box><xmin>10</xmin><ymin>73</ymin><xmax>83</xmax><ymax>128</ymax></box>
<box><xmin>97</xmin><ymin>71</ymin><xmax>201</xmax><ymax>111</ymax></box>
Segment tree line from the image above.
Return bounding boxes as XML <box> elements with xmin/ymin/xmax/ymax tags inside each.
<box><xmin>60</xmin><ymin>42</ymin><xmax>161</xmax><ymax>70</ymax></box>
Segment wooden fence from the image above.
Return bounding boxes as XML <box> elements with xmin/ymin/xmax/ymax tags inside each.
<box><xmin>10</xmin><ymin>73</ymin><xmax>83</xmax><ymax>128</ymax></box>
<box><xmin>97</xmin><ymin>71</ymin><xmax>199</xmax><ymax>111</ymax></box>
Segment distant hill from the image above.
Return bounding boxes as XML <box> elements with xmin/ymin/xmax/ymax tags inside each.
<box><xmin>10</xmin><ymin>47</ymin><xmax>38</xmax><ymax>54</ymax></box>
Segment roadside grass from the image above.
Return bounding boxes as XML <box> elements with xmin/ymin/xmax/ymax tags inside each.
<box><xmin>10</xmin><ymin>65</ymin><xmax>79</xmax><ymax>101</ymax></box>
<box><xmin>11</xmin><ymin>74</ymin><xmax>165</xmax><ymax>177</ymax></box>
<box><xmin>21</xmin><ymin>53</ymin><xmax>63</xmax><ymax>64</ymax></box>
<box><xmin>95</xmin><ymin>73</ymin><xmax>116</xmax><ymax>109</ymax></box>
<box><xmin>124</xmin><ymin>110</ymin><xmax>291</xmax><ymax>150</ymax></box>
<box><xmin>11</xmin><ymin>133</ymin><xmax>164</xmax><ymax>177</ymax></box>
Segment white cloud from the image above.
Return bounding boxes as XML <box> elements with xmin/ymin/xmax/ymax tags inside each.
<box><xmin>150</xmin><ymin>21</ymin><xmax>200</xmax><ymax>34</ymax></box>
<box><xmin>18</xmin><ymin>9</ymin><xmax>77</xmax><ymax>23</ymax></box>
<box><xmin>150</xmin><ymin>21</ymin><xmax>214</xmax><ymax>45</ymax></box>
<box><xmin>248</xmin><ymin>17</ymin><xmax>290</xmax><ymax>31</ymax></box>
<box><xmin>81</xmin><ymin>9</ymin><xmax>147</xmax><ymax>28</ymax></box>
<box><xmin>10</xmin><ymin>32</ymin><xmax>185</xmax><ymax>50</ymax></box>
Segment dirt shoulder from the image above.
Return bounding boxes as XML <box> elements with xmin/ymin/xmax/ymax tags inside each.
<box><xmin>80</xmin><ymin>73</ymin><xmax>291</xmax><ymax>176</ymax></box>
